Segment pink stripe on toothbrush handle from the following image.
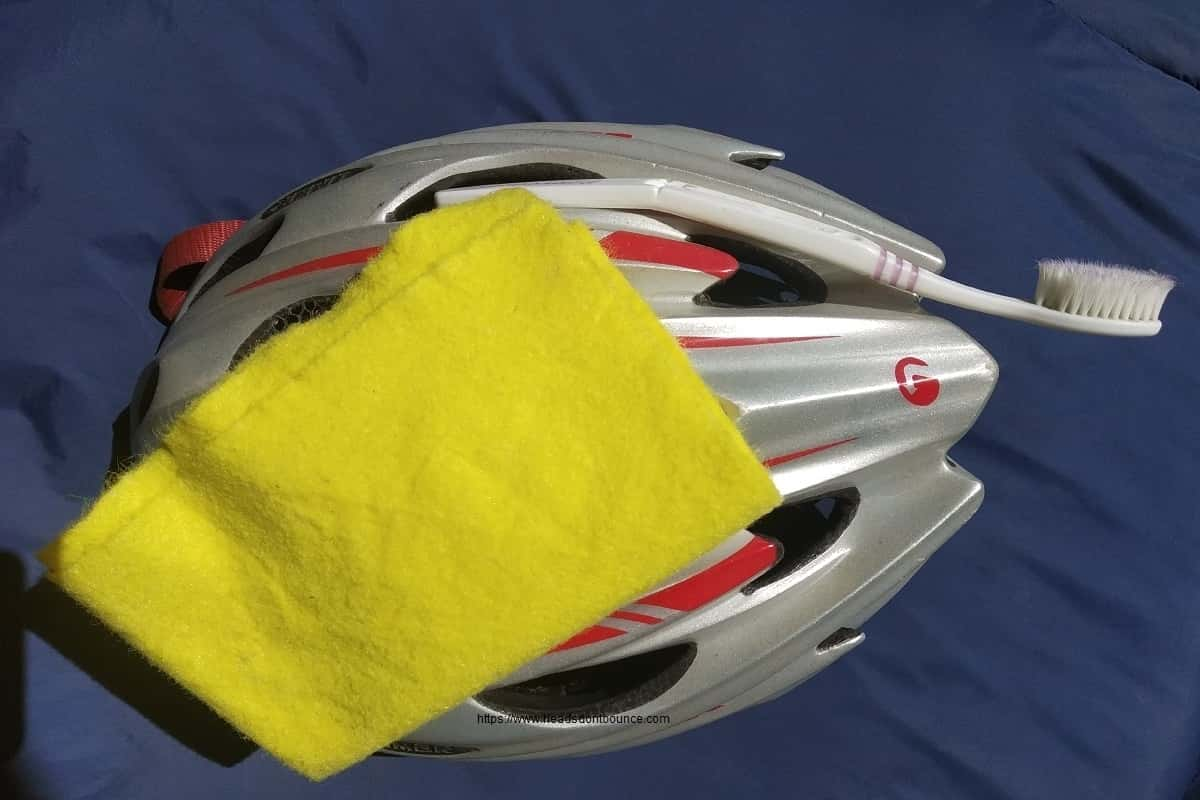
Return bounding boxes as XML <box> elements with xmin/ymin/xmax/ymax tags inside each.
<box><xmin>886</xmin><ymin>252</ymin><xmax>901</xmax><ymax>285</ymax></box>
<box><xmin>874</xmin><ymin>247</ymin><xmax>920</xmax><ymax>291</ymax></box>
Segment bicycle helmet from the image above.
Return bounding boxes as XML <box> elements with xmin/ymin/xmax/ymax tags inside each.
<box><xmin>133</xmin><ymin>122</ymin><xmax>998</xmax><ymax>760</ymax></box>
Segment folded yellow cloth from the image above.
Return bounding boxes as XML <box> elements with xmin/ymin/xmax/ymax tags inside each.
<box><xmin>40</xmin><ymin>189</ymin><xmax>780</xmax><ymax>779</ymax></box>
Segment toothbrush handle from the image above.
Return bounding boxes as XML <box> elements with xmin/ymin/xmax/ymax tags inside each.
<box><xmin>438</xmin><ymin>179</ymin><xmax>1161</xmax><ymax>337</ymax></box>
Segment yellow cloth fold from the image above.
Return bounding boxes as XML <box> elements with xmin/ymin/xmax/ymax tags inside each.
<box><xmin>40</xmin><ymin>189</ymin><xmax>780</xmax><ymax>779</ymax></box>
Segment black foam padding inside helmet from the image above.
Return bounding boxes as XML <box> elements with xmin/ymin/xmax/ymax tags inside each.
<box><xmin>478</xmin><ymin>643</ymin><xmax>697</xmax><ymax>720</ymax></box>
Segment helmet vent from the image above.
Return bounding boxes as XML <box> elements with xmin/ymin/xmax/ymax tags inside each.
<box><xmin>729</xmin><ymin>153</ymin><xmax>776</xmax><ymax>170</ymax></box>
<box><xmin>692</xmin><ymin>234</ymin><xmax>827</xmax><ymax>307</ymax></box>
<box><xmin>816</xmin><ymin>627</ymin><xmax>863</xmax><ymax>654</ymax></box>
<box><xmin>192</xmin><ymin>213</ymin><xmax>287</xmax><ymax>303</ymax></box>
<box><xmin>387</xmin><ymin>163</ymin><xmax>605</xmax><ymax>222</ymax></box>
<box><xmin>742</xmin><ymin>489</ymin><xmax>860</xmax><ymax>594</ymax></box>
<box><xmin>229</xmin><ymin>295</ymin><xmax>338</xmax><ymax>369</ymax></box>
<box><xmin>478</xmin><ymin>643</ymin><xmax>696</xmax><ymax>719</ymax></box>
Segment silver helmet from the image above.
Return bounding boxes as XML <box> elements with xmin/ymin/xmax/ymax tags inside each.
<box><xmin>133</xmin><ymin>123</ymin><xmax>998</xmax><ymax>760</ymax></box>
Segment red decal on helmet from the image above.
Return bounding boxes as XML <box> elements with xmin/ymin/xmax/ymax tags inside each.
<box><xmin>609</xmin><ymin>610</ymin><xmax>662</xmax><ymax>625</ymax></box>
<box><xmin>550</xmin><ymin>624</ymin><xmax>625</xmax><ymax>653</ymax></box>
<box><xmin>679</xmin><ymin>702</ymin><xmax>727</xmax><ymax>726</ymax></box>
<box><xmin>228</xmin><ymin>246</ymin><xmax>382</xmax><ymax>296</ymax></box>
<box><xmin>894</xmin><ymin>357</ymin><xmax>940</xmax><ymax>407</ymax></box>
<box><xmin>638</xmin><ymin>537</ymin><xmax>778</xmax><ymax>612</ymax></box>
<box><xmin>156</xmin><ymin>220</ymin><xmax>245</xmax><ymax>321</ymax></box>
<box><xmin>551</xmin><ymin>538</ymin><xmax>779</xmax><ymax>652</ymax></box>
<box><xmin>762</xmin><ymin>437</ymin><xmax>856</xmax><ymax>468</ymax></box>
<box><xmin>584</xmin><ymin>131</ymin><xmax>633</xmax><ymax>139</ymax></box>
<box><xmin>677</xmin><ymin>336</ymin><xmax>836</xmax><ymax>349</ymax></box>
<box><xmin>599</xmin><ymin>231</ymin><xmax>738</xmax><ymax>279</ymax></box>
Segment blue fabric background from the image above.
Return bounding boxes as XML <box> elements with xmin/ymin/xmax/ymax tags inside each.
<box><xmin>3</xmin><ymin>2</ymin><xmax>1198</xmax><ymax>798</ymax></box>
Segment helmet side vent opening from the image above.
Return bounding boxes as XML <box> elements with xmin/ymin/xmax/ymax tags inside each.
<box><xmin>388</xmin><ymin>163</ymin><xmax>605</xmax><ymax>222</ymax></box>
<box><xmin>742</xmin><ymin>489</ymin><xmax>860</xmax><ymax>594</ymax></box>
<box><xmin>728</xmin><ymin>153</ymin><xmax>776</xmax><ymax>170</ymax></box>
<box><xmin>160</xmin><ymin>261</ymin><xmax>206</xmax><ymax>293</ymax></box>
<box><xmin>229</xmin><ymin>295</ymin><xmax>339</xmax><ymax>369</ymax></box>
<box><xmin>816</xmin><ymin>627</ymin><xmax>863</xmax><ymax>654</ymax></box>
<box><xmin>477</xmin><ymin>643</ymin><xmax>697</xmax><ymax>719</ymax></box>
<box><xmin>692</xmin><ymin>235</ymin><xmax>828</xmax><ymax>307</ymax></box>
<box><xmin>192</xmin><ymin>213</ymin><xmax>287</xmax><ymax>302</ymax></box>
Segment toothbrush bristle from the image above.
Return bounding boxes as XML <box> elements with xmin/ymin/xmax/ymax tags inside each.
<box><xmin>1035</xmin><ymin>260</ymin><xmax>1175</xmax><ymax>322</ymax></box>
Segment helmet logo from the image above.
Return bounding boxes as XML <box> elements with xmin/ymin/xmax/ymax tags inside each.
<box><xmin>894</xmin><ymin>357</ymin><xmax>940</xmax><ymax>406</ymax></box>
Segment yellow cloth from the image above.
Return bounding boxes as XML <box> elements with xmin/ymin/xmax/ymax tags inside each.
<box><xmin>40</xmin><ymin>189</ymin><xmax>780</xmax><ymax>779</ymax></box>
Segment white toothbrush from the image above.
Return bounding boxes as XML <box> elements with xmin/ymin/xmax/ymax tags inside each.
<box><xmin>437</xmin><ymin>178</ymin><xmax>1175</xmax><ymax>337</ymax></box>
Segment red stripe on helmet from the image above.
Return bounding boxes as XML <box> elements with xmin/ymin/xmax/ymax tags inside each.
<box><xmin>550</xmin><ymin>624</ymin><xmax>626</xmax><ymax>653</ymax></box>
<box><xmin>551</xmin><ymin>538</ymin><xmax>779</xmax><ymax>651</ymax></box>
<box><xmin>599</xmin><ymin>231</ymin><xmax>738</xmax><ymax>279</ymax></box>
<box><xmin>637</xmin><ymin>537</ymin><xmax>779</xmax><ymax>613</ymax></box>
<box><xmin>609</xmin><ymin>610</ymin><xmax>662</xmax><ymax>625</ymax></box>
<box><xmin>223</xmin><ymin>232</ymin><xmax>735</xmax><ymax>298</ymax></box>
<box><xmin>762</xmin><ymin>437</ymin><xmax>857</xmax><ymax>468</ymax></box>
<box><xmin>227</xmin><ymin>246</ymin><xmax>382</xmax><ymax>296</ymax></box>
<box><xmin>677</xmin><ymin>335</ymin><xmax>836</xmax><ymax>349</ymax></box>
